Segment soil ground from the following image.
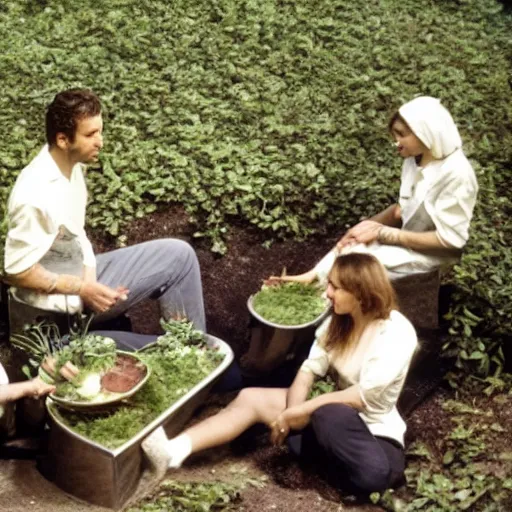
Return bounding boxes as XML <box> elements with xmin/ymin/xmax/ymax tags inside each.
<box><xmin>1</xmin><ymin>206</ymin><xmax>510</xmax><ymax>512</ymax></box>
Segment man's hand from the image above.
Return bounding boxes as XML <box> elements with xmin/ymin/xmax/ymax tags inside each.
<box><xmin>337</xmin><ymin>220</ymin><xmax>384</xmax><ymax>250</ymax></box>
<box><xmin>270</xmin><ymin>405</ymin><xmax>311</xmax><ymax>446</ymax></box>
<box><xmin>79</xmin><ymin>281</ymin><xmax>129</xmax><ymax>313</ymax></box>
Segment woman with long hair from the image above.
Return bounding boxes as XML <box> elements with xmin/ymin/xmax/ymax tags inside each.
<box><xmin>164</xmin><ymin>253</ymin><xmax>417</xmax><ymax>493</ymax></box>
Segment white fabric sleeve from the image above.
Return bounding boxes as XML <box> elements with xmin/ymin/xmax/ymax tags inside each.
<box><xmin>313</xmin><ymin>249</ymin><xmax>337</xmax><ymax>285</ymax></box>
<box><xmin>0</xmin><ymin>363</ymin><xmax>9</xmax><ymax>386</ymax></box>
<box><xmin>0</xmin><ymin>363</ymin><xmax>8</xmax><ymax>418</ymax></box>
<box><xmin>300</xmin><ymin>316</ymin><xmax>331</xmax><ymax>376</ymax></box>
<box><xmin>358</xmin><ymin>323</ymin><xmax>417</xmax><ymax>414</ymax></box>
<box><xmin>300</xmin><ymin>341</ymin><xmax>329</xmax><ymax>377</ymax></box>
<box><xmin>4</xmin><ymin>203</ymin><xmax>57</xmax><ymax>275</ymax></box>
<box><xmin>426</xmin><ymin>173</ymin><xmax>477</xmax><ymax>250</ymax></box>
<box><xmin>79</xmin><ymin>231</ymin><xmax>96</xmax><ymax>268</ymax></box>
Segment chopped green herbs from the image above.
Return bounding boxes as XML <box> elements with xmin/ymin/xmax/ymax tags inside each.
<box><xmin>252</xmin><ymin>283</ymin><xmax>327</xmax><ymax>326</ymax></box>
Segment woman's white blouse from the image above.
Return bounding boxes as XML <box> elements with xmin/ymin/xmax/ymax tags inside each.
<box><xmin>399</xmin><ymin>149</ymin><xmax>478</xmax><ymax>250</ymax></box>
<box><xmin>314</xmin><ymin>149</ymin><xmax>478</xmax><ymax>282</ymax></box>
<box><xmin>301</xmin><ymin>310</ymin><xmax>418</xmax><ymax>446</ymax></box>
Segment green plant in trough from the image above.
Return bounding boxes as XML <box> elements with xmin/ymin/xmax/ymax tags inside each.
<box><xmin>252</xmin><ymin>282</ymin><xmax>328</xmax><ymax>326</ymax></box>
<box><xmin>56</xmin><ymin>319</ymin><xmax>223</xmax><ymax>448</ymax></box>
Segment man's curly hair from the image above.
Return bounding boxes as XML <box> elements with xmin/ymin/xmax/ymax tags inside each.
<box><xmin>45</xmin><ymin>89</ymin><xmax>101</xmax><ymax>146</ymax></box>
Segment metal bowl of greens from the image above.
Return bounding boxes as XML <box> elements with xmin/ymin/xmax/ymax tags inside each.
<box><xmin>47</xmin><ymin>348</ymin><xmax>150</xmax><ymax>412</ymax></box>
<box><xmin>12</xmin><ymin>323</ymin><xmax>150</xmax><ymax>411</ymax></box>
<box><xmin>247</xmin><ymin>282</ymin><xmax>330</xmax><ymax>329</ymax></box>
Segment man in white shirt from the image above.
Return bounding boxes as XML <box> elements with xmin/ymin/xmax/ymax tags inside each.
<box><xmin>4</xmin><ymin>89</ymin><xmax>205</xmax><ymax>335</ymax></box>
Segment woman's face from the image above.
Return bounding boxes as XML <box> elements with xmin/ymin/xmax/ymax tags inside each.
<box><xmin>326</xmin><ymin>279</ymin><xmax>361</xmax><ymax>316</ymax></box>
<box><xmin>390</xmin><ymin>118</ymin><xmax>427</xmax><ymax>159</ymax></box>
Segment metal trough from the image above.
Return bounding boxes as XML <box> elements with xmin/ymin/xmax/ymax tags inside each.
<box><xmin>39</xmin><ymin>334</ymin><xmax>234</xmax><ymax>509</ymax></box>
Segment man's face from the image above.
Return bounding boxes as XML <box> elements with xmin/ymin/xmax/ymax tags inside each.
<box><xmin>66</xmin><ymin>114</ymin><xmax>104</xmax><ymax>164</ymax></box>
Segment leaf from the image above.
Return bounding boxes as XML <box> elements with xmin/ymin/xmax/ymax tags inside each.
<box><xmin>407</xmin><ymin>442</ymin><xmax>434</xmax><ymax>461</ymax></box>
<box><xmin>21</xmin><ymin>365</ymin><xmax>33</xmax><ymax>379</ymax></box>
<box><xmin>369</xmin><ymin>492</ymin><xmax>380</xmax><ymax>504</ymax></box>
<box><xmin>454</xmin><ymin>489</ymin><xmax>472</xmax><ymax>501</ymax></box>
<box><xmin>443</xmin><ymin>450</ymin><xmax>455</xmax><ymax>465</ymax></box>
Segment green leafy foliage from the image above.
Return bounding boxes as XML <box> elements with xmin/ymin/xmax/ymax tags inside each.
<box><xmin>128</xmin><ymin>469</ymin><xmax>267</xmax><ymax>512</ymax></box>
<box><xmin>252</xmin><ymin>282</ymin><xmax>327</xmax><ymax>325</ymax></box>
<box><xmin>10</xmin><ymin>321</ymin><xmax>65</xmax><ymax>377</ymax></box>
<box><xmin>159</xmin><ymin>317</ymin><xmax>206</xmax><ymax>346</ymax></box>
<box><xmin>395</xmin><ymin>383</ymin><xmax>512</xmax><ymax>511</ymax></box>
<box><xmin>0</xmin><ymin>0</ymin><xmax>510</xmax><ymax>373</ymax></box>
<box><xmin>308</xmin><ymin>373</ymin><xmax>337</xmax><ymax>399</ymax></box>
<box><xmin>55</xmin><ymin>334</ymin><xmax>117</xmax><ymax>377</ymax></box>
<box><xmin>128</xmin><ymin>480</ymin><xmax>242</xmax><ymax>512</ymax></box>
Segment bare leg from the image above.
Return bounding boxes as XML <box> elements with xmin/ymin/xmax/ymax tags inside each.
<box><xmin>167</xmin><ymin>387</ymin><xmax>287</xmax><ymax>466</ymax></box>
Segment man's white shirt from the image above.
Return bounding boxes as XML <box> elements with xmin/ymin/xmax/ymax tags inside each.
<box><xmin>4</xmin><ymin>145</ymin><xmax>96</xmax><ymax>312</ymax></box>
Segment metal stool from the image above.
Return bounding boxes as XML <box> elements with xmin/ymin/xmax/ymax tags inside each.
<box><xmin>393</xmin><ymin>269</ymin><xmax>455</xmax><ymax>417</ymax></box>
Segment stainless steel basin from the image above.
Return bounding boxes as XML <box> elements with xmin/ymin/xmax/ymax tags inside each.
<box><xmin>39</xmin><ymin>334</ymin><xmax>234</xmax><ymax>509</ymax></box>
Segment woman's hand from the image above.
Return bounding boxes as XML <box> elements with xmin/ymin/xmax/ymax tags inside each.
<box><xmin>337</xmin><ymin>220</ymin><xmax>384</xmax><ymax>249</ymax></box>
<box><xmin>270</xmin><ymin>405</ymin><xmax>311</xmax><ymax>446</ymax></box>
<box><xmin>264</xmin><ymin>269</ymin><xmax>317</xmax><ymax>286</ymax></box>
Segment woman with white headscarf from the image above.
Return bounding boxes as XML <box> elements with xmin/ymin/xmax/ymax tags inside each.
<box><xmin>270</xmin><ymin>96</ymin><xmax>478</xmax><ymax>282</ymax></box>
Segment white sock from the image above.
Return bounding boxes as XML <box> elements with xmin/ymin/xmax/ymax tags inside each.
<box><xmin>166</xmin><ymin>433</ymin><xmax>192</xmax><ymax>468</ymax></box>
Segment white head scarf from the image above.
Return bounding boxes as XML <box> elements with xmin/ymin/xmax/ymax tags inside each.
<box><xmin>399</xmin><ymin>96</ymin><xmax>462</xmax><ymax>159</ymax></box>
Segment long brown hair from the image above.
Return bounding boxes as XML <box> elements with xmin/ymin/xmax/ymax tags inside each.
<box><xmin>322</xmin><ymin>253</ymin><xmax>397</xmax><ymax>358</ymax></box>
